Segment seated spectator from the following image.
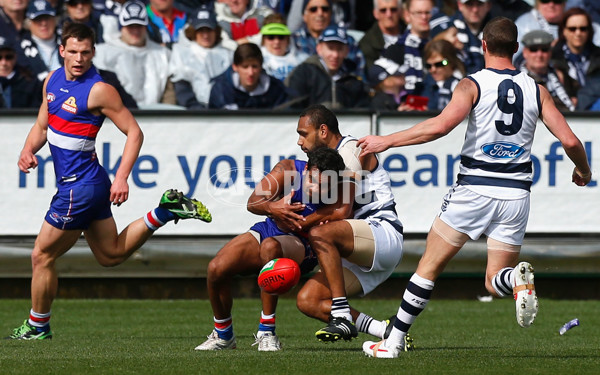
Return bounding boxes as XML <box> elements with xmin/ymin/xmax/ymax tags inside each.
<box><xmin>0</xmin><ymin>0</ymin><xmax>29</xmax><ymax>53</ymax></box>
<box><xmin>359</xmin><ymin>0</ymin><xmax>406</xmax><ymax>72</ymax></box>
<box><xmin>285</xmin><ymin>24</ymin><xmax>370</xmax><ymax>109</ymax></box>
<box><xmin>215</xmin><ymin>0</ymin><xmax>273</xmax><ymax>50</ymax></box>
<box><xmin>421</xmin><ymin>39</ymin><xmax>464</xmax><ymax>111</ymax></box>
<box><xmin>550</xmin><ymin>7</ymin><xmax>600</xmax><ymax>105</ymax></box>
<box><xmin>368</xmin><ymin>48</ymin><xmax>408</xmax><ymax>111</ymax></box>
<box><xmin>287</xmin><ymin>0</ymin><xmax>356</xmax><ymax>32</ymax></box>
<box><xmin>0</xmin><ymin>37</ymin><xmax>43</xmax><ymax>109</ymax></box>
<box><xmin>169</xmin><ymin>4</ymin><xmax>232</xmax><ymax>108</ymax></box>
<box><xmin>208</xmin><ymin>42</ymin><xmax>288</xmax><ymax>109</ymax></box>
<box><xmin>260</xmin><ymin>20</ymin><xmax>308</xmax><ymax>81</ymax></box>
<box><xmin>515</xmin><ymin>0</ymin><xmax>566</xmax><ymax>58</ymax></box>
<box><xmin>566</xmin><ymin>1</ymin><xmax>600</xmax><ymax>27</ymax></box>
<box><xmin>291</xmin><ymin>0</ymin><xmax>364</xmax><ymax>77</ymax></box>
<box><xmin>519</xmin><ymin>30</ymin><xmax>574</xmax><ymax>112</ymax></box>
<box><xmin>20</xmin><ymin>0</ymin><xmax>62</xmax><ymax>82</ymax></box>
<box><xmin>146</xmin><ymin>0</ymin><xmax>187</xmax><ymax>48</ymax></box>
<box><xmin>371</xmin><ymin>0</ymin><xmax>434</xmax><ymax>96</ymax></box>
<box><xmin>95</xmin><ymin>0</ymin><xmax>128</xmax><ymax>41</ymax></box>
<box><xmin>61</xmin><ymin>0</ymin><xmax>105</xmax><ymax>42</ymax></box>
<box><xmin>431</xmin><ymin>0</ymin><xmax>491</xmax><ymax>74</ymax></box>
<box><xmin>94</xmin><ymin>0</ymin><xmax>172</xmax><ymax>108</ymax></box>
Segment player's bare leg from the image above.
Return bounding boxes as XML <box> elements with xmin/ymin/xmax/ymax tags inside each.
<box><xmin>196</xmin><ymin>233</ymin><xmax>262</xmax><ymax>350</ymax></box>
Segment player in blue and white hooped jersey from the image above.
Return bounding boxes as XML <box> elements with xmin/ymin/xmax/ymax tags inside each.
<box><xmin>6</xmin><ymin>23</ymin><xmax>210</xmax><ymax>341</ymax></box>
<box><xmin>196</xmin><ymin>147</ymin><xmax>348</xmax><ymax>352</ymax></box>
<box><xmin>359</xmin><ymin>17</ymin><xmax>592</xmax><ymax>358</ymax></box>
<box><xmin>293</xmin><ymin>105</ymin><xmax>405</xmax><ymax>344</ymax></box>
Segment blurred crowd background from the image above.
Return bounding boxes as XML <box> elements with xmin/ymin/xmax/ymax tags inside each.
<box><xmin>1</xmin><ymin>0</ymin><xmax>599</xmax><ymax>112</ymax></box>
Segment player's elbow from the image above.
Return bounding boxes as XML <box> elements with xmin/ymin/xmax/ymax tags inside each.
<box><xmin>560</xmin><ymin>136</ymin><xmax>583</xmax><ymax>153</ymax></box>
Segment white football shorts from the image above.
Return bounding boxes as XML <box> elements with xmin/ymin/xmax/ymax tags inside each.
<box><xmin>438</xmin><ymin>184</ymin><xmax>530</xmax><ymax>246</ymax></box>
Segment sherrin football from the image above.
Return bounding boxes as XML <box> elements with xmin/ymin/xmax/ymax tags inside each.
<box><xmin>258</xmin><ymin>258</ymin><xmax>301</xmax><ymax>295</ymax></box>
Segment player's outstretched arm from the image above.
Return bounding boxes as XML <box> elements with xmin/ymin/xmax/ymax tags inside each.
<box><xmin>247</xmin><ymin>159</ymin><xmax>305</xmax><ymax>230</ymax></box>
<box><xmin>358</xmin><ymin>78</ymin><xmax>475</xmax><ymax>156</ymax></box>
<box><xmin>538</xmin><ymin>85</ymin><xmax>592</xmax><ymax>186</ymax></box>
<box><xmin>89</xmin><ymin>82</ymin><xmax>144</xmax><ymax>205</ymax></box>
<box><xmin>18</xmin><ymin>73</ymin><xmax>53</xmax><ymax>173</ymax></box>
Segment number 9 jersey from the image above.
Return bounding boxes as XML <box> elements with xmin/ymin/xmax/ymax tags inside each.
<box><xmin>458</xmin><ymin>68</ymin><xmax>540</xmax><ymax>198</ymax></box>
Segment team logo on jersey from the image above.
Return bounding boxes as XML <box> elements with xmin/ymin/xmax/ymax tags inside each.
<box><xmin>61</xmin><ymin>96</ymin><xmax>78</xmax><ymax>114</ymax></box>
<box><xmin>481</xmin><ymin>142</ymin><xmax>525</xmax><ymax>159</ymax></box>
<box><xmin>47</xmin><ymin>92</ymin><xmax>55</xmax><ymax>103</ymax></box>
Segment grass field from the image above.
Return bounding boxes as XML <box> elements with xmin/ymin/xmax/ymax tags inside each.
<box><xmin>1</xmin><ymin>298</ymin><xmax>599</xmax><ymax>374</ymax></box>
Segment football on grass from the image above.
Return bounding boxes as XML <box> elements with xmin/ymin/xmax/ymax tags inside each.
<box><xmin>258</xmin><ymin>258</ymin><xmax>301</xmax><ymax>295</ymax></box>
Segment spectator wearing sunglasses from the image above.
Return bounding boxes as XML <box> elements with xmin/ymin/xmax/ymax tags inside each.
<box><xmin>0</xmin><ymin>36</ymin><xmax>43</xmax><ymax>109</ymax></box>
<box><xmin>291</xmin><ymin>0</ymin><xmax>365</xmax><ymax>78</ymax></box>
<box><xmin>514</xmin><ymin>0</ymin><xmax>566</xmax><ymax>58</ymax></box>
<box><xmin>260</xmin><ymin>18</ymin><xmax>308</xmax><ymax>81</ymax></box>
<box><xmin>359</xmin><ymin>0</ymin><xmax>406</xmax><ymax>72</ymax></box>
<box><xmin>566</xmin><ymin>1</ymin><xmax>600</xmax><ymax>29</ymax></box>
<box><xmin>519</xmin><ymin>30</ymin><xmax>575</xmax><ymax>112</ymax></box>
<box><xmin>421</xmin><ymin>39</ymin><xmax>464</xmax><ymax>111</ymax></box>
<box><xmin>550</xmin><ymin>7</ymin><xmax>600</xmax><ymax>105</ymax></box>
<box><xmin>60</xmin><ymin>0</ymin><xmax>105</xmax><ymax>43</ymax></box>
<box><xmin>169</xmin><ymin>4</ymin><xmax>233</xmax><ymax>109</ymax></box>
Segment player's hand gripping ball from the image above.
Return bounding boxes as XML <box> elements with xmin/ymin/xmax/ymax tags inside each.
<box><xmin>258</xmin><ymin>258</ymin><xmax>301</xmax><ymax>295</ymax></box>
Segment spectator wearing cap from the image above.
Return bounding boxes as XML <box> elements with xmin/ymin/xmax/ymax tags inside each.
<box><xmin>371</xmin><ymin>0</ymin><xmax>432</xmax><ymax>96</ymax></box>
<box><xmin>285</xmin><ymin>24</ymin><xmax>370</xmax><ymax>109</ymax></box>
<box><xmin>430</xmin><ymin>0</ymin><xmax>491</xmax><ymax>74</ymax></box>
<box><xmin>145</xmin><ymin>0</ymin><xmax>187</xmax><ymax>48</ymax></box>
<box><xmin>215</xmin><ymin>0</ymin><xmax>273</xmax><ymax>50</ymax></box>
<box><xmin>94</xmin><ymin>0</ymin><xmax>172</xmax><ymax>108</ymax></box>
<box><xmin>260</xmin><ymin>20</ymin><xmax>308</xmax><ymax>81</ymax></box>
<box><xmin>421</xmin><ymin>39</ymin><xmax>464</xmax><ymax>111</ymax></box>
<box><xmin>169</xmin><ymin>4</ymin><xmax>232</xmax><ymax>109</ymax></box>
<box><xmin>550</xmin><ymin>7</ymin><xmax>600</xmax><ymax>105</ymax></box>
<box><xmin>359</xmin><ymin>0</ymin><xmax>405</xmax><ymax>72</ymax></box>
<box><xmin>368</xmin><ymin>47</ymin><xmax>408</xmax><ymax>111</ymax></box>
<box><xmin>0</xmin><ymin>36</ymin><xmax>43</xmax><ymax>108</ymax></box>
<box><xmin>0</xmin><ymin>0</ymin><xmax>30</xmax><ymax>50</ymax></box>
<box><xmin>60</xmin><ymin>0</ymin><xmax>105</xmax><ymax>43</ymax></box>
<box><xmin>208</xmin><ymin>42</ymin><xmax>288</xmax><ymax>109</ymax></box>
<box><xmin>515</xmin><ymin>0</ymin><xmax>567</xmax><ymax>58</ymax></box>
<box><xmin>291</xmin><ymin>0</ymin><xmax>364</xmax><ymax>78</ymax></box>
<box><xmin>517</xmin><ymin>29</ymin><xmax>574</xmax><ymax>112</ymax></box>
<box><xmin>19</xmin><ymin>0</ymin><xmax>62</xmax><ymax>82</ymax></box>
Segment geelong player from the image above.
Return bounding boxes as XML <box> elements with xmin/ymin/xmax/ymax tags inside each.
<box><xmin>6</xmin><ymin>23</ymin><xmax>211</xmax><ymax>340</ymax></box>
<box><xmin>359</xmin><ymin>17</ymin><xmax>592</xmax><ymax>358</ymax></box>
<box><xmin>195</xmin><ymin>147</ymin><xmax>347</xmax><ymax>351</ymax></box>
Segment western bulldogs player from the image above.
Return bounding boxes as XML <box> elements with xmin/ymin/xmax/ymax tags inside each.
<box><xmin>359</xmin><ymin>17</ymin><xmax>592</xmax><ymax>358</ymax></box>
<box><xmin>8</xmin><ymin>23</ymin><xmax>210</xmax><ymax>340</ymax></box>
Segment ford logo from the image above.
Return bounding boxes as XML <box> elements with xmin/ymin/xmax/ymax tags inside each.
<box><xmin>481</xmin><ymin>142</ymin><xmax>525</xmax><ymax>159</ymax></box>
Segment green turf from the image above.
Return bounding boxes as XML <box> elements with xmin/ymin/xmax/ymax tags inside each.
<box><xmin>1</xmin><ymin>298</ymin><xmax>598</xmax><ymax>374</ymax></box>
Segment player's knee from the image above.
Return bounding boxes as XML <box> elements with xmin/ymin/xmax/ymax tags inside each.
<box><xmin>296</xmin><ymin>287</ymin><xmax>311</xmax><ymax>315</ymax></box>
<box><xmin>259</xmin><ymin>238</ymin><xmax>282</xmax><ymax>263</ymax></box>
<box><xmin>97</xmin><ymin>255</ymin><xmax>124</xmax><ymax>267</ymax></box>
<box><xmin>484</xmin><ymin>278</ymin><xmax>503</xmax><ymax>298</ymax></box>
<box><xmin>31</xmin><ymin>248</ymin><xmax>54</xmax><ymax>269</ymax></box>
<box><xmin>207</xmin><ymin>256</ymin><xmax>229</xmax><ymax>283</ymax></box>
<box><xmin>307</xmin><ymin>225</ymin><xmax>330</xmax><ymax>248</ymax></box>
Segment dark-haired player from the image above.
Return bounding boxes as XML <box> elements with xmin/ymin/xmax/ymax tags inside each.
<box><xmin>6</xmin><ymin>23</ymin><xmax>211</xmax><ymax>340</ymax></box>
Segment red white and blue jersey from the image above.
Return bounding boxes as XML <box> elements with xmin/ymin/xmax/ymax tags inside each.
<box><xmin>46</xmin><ymin>66</ymin><xmax>108</xmax><ymax>188</ymax></box>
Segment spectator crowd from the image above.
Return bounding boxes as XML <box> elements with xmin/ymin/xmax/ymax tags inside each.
<box><xmin>1</xmin><ymin>0</ymin><xmax>600</xmax><ymax>111</ymax></box>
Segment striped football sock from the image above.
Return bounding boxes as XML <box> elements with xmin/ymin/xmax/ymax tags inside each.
<box><xmin>356</xmin><ymin>312</ymin><xmax>386</xmax><ymax>338</ymax></box>
<box><xmin>258</xmin><ymin>311</ymin><xmax>276</xmax><ymax>334</ymax></box>
<box><xmin>492</xmin><ymin>267</ymin><xmax>514</xmax><ymax>297</ymax></box>
<box><xmin>28</xmin><ymin>309</ymin><xmax>51</xmax><ymax>329</ymax></box>
<box><xmin>331</xmin><ymin>297</ymin><xmax>352</xmax><ymax>321</ymax></box>
<box><xmin>144</xmin><ymin>207</ymin><xmax>176</xmax><ymax>231</ymax></box>
<box><xmin>214</xmin><ymin>316</ymin><xmax>234</xmax><ymax>340</ymax></box>
<box><xmin>387</xmin><ymin>273</ymin><xmax>434</xmax><ymax>346</ymax></box>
